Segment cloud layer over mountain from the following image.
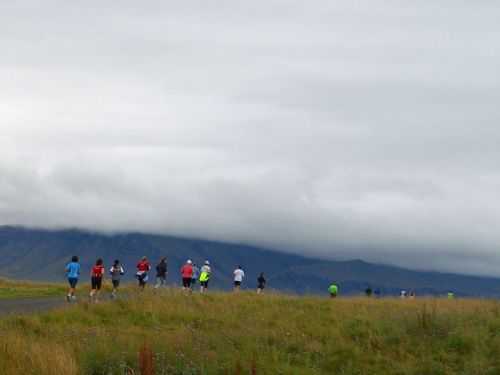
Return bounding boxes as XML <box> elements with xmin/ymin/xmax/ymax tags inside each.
<box><xmin>1</xmin><ymin>1</ymin><xmax>500</xmax><ymax>275</ymax></box>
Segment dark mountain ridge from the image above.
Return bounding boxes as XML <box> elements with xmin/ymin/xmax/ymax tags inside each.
<box><xmin>1</xmin><ymin>226</ymin><xmax>500</xmax><ymax>296</ymax></box>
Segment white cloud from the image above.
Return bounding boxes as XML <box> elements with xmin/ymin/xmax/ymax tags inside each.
<box><xmin>1</xmin><ymin>1</ymin><xmax>500</xmax><ymax>276</ymax></box>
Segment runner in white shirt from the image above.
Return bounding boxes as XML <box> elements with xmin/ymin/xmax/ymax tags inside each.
<box><xmin>233</xmin><ymin>265</ymin><xmax>245</xmax><ymax>291</ymax></box>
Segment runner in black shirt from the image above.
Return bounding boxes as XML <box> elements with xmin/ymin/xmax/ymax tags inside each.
<box><xmin>257</xmin><ymin>272</ymin><xmax>266</xmax><ymax>294</ymax></box>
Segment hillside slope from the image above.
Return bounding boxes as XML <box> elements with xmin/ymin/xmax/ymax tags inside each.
<box><xmin>1</xmin><ymin>226</ymin><xmax>500</xmax><ymax>296</ymax></box>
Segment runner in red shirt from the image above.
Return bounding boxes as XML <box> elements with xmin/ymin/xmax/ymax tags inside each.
<box><xmin>89</xmin><ymin>258</ymin><xmax>105</xmax><ymax>303</ymax></box>
<box><xmin>181</xmin><ymin>260</ymin><xmax>193</xmax><ymax>291</ymax></box>
<box><xmin>136</xmin><ymin>256</ymin><xmax>151</xmax><ymax>289</ymax></box>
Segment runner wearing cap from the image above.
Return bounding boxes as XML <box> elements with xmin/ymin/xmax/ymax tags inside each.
<box><xmin>199</xmin><ymin>260</ymin><xmax>211</xmax><ymax>293</ymax></box>
<box><xmin>180</xmin><ymin>260</ymin><xmax>193</xmax><ymax>291</ymax></box>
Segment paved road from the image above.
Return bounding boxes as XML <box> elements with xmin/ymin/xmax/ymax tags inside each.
<box><xmin>0</xmin><ymin>293</ymin><xmax>129</xmax><ymax>317</ymax></box>
<box><xmin>0</xmin><ymin>297</ymin><xmax>68</xmax><ymax>316</ymax></box>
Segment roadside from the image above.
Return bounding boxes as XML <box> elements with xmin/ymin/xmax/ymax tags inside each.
<box><xmin>0</xmin><ymin>278</ymin><xmax>70</xmax><ymax>316</ymax></box>
<box><xmin>0</xmin><ymin>278</ymin><xmax>66</xmax><ymax>299</ymax></box>
<box><xmin>0</xmin><ymin>296</ymin><xmax>67</xmax><ymax>316</ymax></box>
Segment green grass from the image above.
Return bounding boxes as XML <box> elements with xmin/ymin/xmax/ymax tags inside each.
<box><xmin>0</xmin><ymin>278</ymin><xmax>66</xmax><ymax>299</ymax></box>
<box><xmin>1</xmin><ymin>288</ymin><xmax>500</xmax><ymax>374</ymax></box>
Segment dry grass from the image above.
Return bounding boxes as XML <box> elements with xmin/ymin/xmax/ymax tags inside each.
<box><xmin>1</xmin><ymin>288</ymin><xmax>500</xmax><ymax>374</ymax></box>
<box><xmin>0</xmin><ymin>332</ymin><xmax>78</xmax><ymax>375</ymax></box>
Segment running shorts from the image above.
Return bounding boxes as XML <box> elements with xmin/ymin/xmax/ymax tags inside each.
<box><xmin>91</xmin><ymin>276</ymin><xmax>103</xmax><ymax>290</ymax></box>
<box><xmin>136</xmin><ymin>272</ymin><xmax>148</xmax><ymax>285</ymax></box>
<box><xmin>68</xmin><ymin>277</ymin><xmax>78</xmax><ymax>288</ymax></box>
<box><xmin>182</xmin><ymin>277</ymin><xmax>192</xmax><ymax>288</ymax></box>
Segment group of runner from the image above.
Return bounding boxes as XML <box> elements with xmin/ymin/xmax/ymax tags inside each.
<box><xmin>65</xmin><ymin>256</ymin><xmax>267</xmax><ymax>302</ymax></box>
<box><xmin>179</xmin><ymin>259</ymin><xmax>212</xmax><ymax>293</ymax></box>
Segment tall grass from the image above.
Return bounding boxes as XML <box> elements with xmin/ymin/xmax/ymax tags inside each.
<box><xmin>1</xmin><ymin>289</ymin><xmax>500</xmax><ymax>374</ymax></box>
<box><xmin>0</xmin><ymin>332</ymin><xmax>78</xmax><ymax>375</ymax></box>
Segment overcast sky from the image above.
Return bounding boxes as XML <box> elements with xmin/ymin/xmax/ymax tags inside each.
<box><xmin>1</xmin><ymin>1</ymin><xmax>500</xmax><ymax>276</ymax></box>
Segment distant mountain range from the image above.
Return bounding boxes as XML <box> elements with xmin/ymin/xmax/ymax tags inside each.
<box><xmin>1</xmin><ymin>226</ymin><xmax>500</xmax><ymax>297</ymax></box>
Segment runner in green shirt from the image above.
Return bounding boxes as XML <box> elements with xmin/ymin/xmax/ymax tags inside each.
<box><xmin>328</xmin><ymin>283</ymin><xmax>338</xmax><ymax>298</ymax></box>
<box><xmin>199</xmin><ymin>260</ymin><xmax>211</xmax><ymax>293</ymax></box>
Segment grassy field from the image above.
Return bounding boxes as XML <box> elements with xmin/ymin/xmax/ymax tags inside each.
<box><xmin>1</xmin><ymin>287</ymin><xmax>500</xmax><ymax>375</ymax></box>
<box><xmin>0</xmin><ymin>278</ymin><xmax>66</xmax><ymax>299</ymax></box>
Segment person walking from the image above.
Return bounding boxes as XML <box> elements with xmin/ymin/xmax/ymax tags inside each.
<box><xmin>65</xmin><ymin>255</ymin><xmax>80</xmax><ymax>302</ymax></box>
<box><xmin>257</xmin><ymin>272</ymin><xmax>266</xmax><ymax>294</ymax></box>
<box><xmin>154</xmin><ymin>257</ymin><xmax>168</xmax><ymax>289</ymax></box>
<box><xmin>191</xmin><ymin>263</ymin><xmax>199</xmax><ymax>291</ymax></box>
<box><xmin>89</xmin><ymin>258</ymin><xmax>105</xmax><ymax>303</ymax></box>
<box><xmin>233</xmin><ymin>265</ymin><xmax>245</xmax><ymax>292</ymax></box>
<box><xmin>199</xmin><ymin>260</ymin><xmax>211</xmax><ymax>293</ymax></box>
<box><xmin>328</xmin><ymin>283</ymin><xmax>338</xmax><ymax>298</ymax></box>
<box><xmin>136</xmin><ymin>256</ymin><xmax>151</xmax><ymax>290</ymax></box>
<box><xmin>109</xmin><ymin>259</ymin><xmax>125</xmax><ymax>298</ymax></box>
<box><xmin>180</xmin><ymin>260</ymin><xmax>193</xmax><ymax>291</ymax></box>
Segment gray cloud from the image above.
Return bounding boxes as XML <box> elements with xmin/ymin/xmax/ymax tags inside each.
<box><xmin>1</xmin><ymin>1</ymin><xmax>500</xmax><ymax>276</ymax></box>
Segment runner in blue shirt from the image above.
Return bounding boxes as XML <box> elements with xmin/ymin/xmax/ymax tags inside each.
<box><xmin>65</xmin><ymin>255</ymin><xmax>81</xmax><ymax>302</ymax></box>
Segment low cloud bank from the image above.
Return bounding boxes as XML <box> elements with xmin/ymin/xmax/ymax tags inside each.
<box><xmin>1</xmin><ymin>1</ymin><xmax>499</xmax><ymax>276</ymax></box>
